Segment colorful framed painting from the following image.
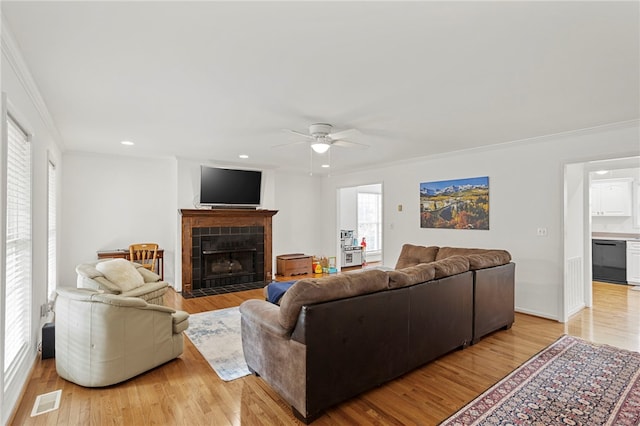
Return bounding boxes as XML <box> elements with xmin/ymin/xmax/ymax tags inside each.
<box><xmin>420</xmin><ymin>176</ymin><xmax>489</xmax><ymax>229</ymax></box>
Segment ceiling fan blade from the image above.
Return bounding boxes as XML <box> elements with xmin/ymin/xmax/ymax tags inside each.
<box><xmin>328</xmin><ymin>128</ymin><xmax>361</xmax><ymax>140</ymax></box>
<box><xmin>272</xmin><ymin>140</ymin><xmax>307</xmax><ymax>149</ymax></box>
<box><xmin>332</xmin><ymin>139</ymin><xmax>369</xmax><ymax>149</ymax></box>
<box><xmin>283</xmin><ymin>129</ymin><xmax>314</xmax><ymax>139</ymax></box>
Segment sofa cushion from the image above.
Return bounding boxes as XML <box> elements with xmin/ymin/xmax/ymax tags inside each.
<box><xmin>95</xmin><ymin>259</ymin><xmax>144</xmax><ymax>292</ymax></box>
<box><xmin>388</xmin><ymin>263</ymin><xmax>436</xmax><ymax>289</ymax></box>
<box><xmin>395</xmin><ymin>244</ymin><xmax>439</xmax><ymax>269</ymax></box>
<box><xmin>432</xmin><ymin>255</ymin><xmax>470</xmax><ymax>279</ymax></box>
<box><xmin>466</xmin><ymin>251</ymin><xmax>511</xmax><ymax>270</ymax></box>
<box><xmin>436</xmin><ymin>247</ymin><xmax>511</xmax><ymax>269</ymax></box>
<box><xmin>278</xmin><ymin>269</ymin><xmax>389</xmax><ymax>331</ymax></box>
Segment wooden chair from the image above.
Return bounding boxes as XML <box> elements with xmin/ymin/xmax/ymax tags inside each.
<box><xmin>129</xmin><ymin>243</ymin><xmax>158</xmax><ymax>273</ymax></box>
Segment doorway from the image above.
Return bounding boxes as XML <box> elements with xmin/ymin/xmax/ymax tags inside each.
<box><xmin>338</xmin><ymin>183</ymin><xmax>383</xmax><ymax>267</ymax></box>
<box><xmin>563</xmin><ymin>156</ymin><xmax>640</xmax><ymax>322</ymax></box>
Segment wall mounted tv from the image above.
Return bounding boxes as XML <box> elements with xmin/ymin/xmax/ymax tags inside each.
<box><xmin>200</xmin><ymin>166</ymin><xmax>262</xmax><ymax>207</ymax></box>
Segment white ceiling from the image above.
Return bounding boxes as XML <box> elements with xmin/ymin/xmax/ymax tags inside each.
<box><xmin>2</xmin><ymin>1</ymin><xmax>639</xmax><ymax>175</ymax></box>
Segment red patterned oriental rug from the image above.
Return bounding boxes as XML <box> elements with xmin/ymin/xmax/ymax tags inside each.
<box><xmin>441</xmin><ymin>335</ymin><xmax>640</xmax><ymax>425</ymax></box>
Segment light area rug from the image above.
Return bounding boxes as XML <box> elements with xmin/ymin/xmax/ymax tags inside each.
<box><xmin>441</xmin><ymin>335</ymin><xmax>640</xmax><ymax>426</ymax></box>
<box><xmin>184</xmin><ymin>306</ymin><xmax>251</xmax><ymax>382</ymax></box>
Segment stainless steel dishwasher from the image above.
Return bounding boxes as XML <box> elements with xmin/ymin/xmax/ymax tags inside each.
<box><xmin>592</xmin><ymin>239</ymin><xmax>627</xmax><ymax>284</ymax></box>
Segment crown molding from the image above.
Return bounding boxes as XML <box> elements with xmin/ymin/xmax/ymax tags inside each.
<box><xmin>328</xmin><ymin>119</ymin><xmax>640</xmax><ymax>177</ymax></box>
<box><xmin>1</xmin><ymin>17</ymin><xmax>64</xmax><ymax>148</ymax></box>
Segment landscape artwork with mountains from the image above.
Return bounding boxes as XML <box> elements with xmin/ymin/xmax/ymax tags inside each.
<box><xmin>420</xmin><ymin>176</ymin><xmax>489</xmax><ymax>230</ymax></box>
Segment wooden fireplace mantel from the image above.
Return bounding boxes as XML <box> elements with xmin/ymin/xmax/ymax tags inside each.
<box><xmin>180</xmin><ymin>208</ymin><xmax>278</xmax><ymax>294</ymax></box>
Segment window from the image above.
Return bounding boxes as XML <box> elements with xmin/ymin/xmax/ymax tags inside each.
<box><xmin>357</xmin><ymin>192</ymin><xmax>382</xmax><ymax>253</ymax></box>
<box><xmin>4</xmin><ymin>113</ymin><xmax>31</xmax><ymax>380</ymax></box>
<box><xmin>47</xmin><ymin>159</ymin><xmax>56</xmax><ymax>301</ymax></box>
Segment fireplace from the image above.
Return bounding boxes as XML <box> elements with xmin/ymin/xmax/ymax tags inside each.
<box><xmin>180</xmin><ymin>209</ymin><xmax>277</xmax><ymax>295</ymax></box>
<box><xmin>193</xmin><ymin>228</ymin><xmax>264</xmax><ymax>289</ymax></box>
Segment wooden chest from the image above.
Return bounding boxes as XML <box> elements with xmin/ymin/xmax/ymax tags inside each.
<box><xmin>276</xmin><ymin>253</ymin><xmax>312</xmax><ymax>276</ymax></box>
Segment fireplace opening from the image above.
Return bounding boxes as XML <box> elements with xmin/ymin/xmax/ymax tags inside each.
<box><xmin>202</xmin><ymin>248</ymin><xmax>256</xmax><ymax>286</ymax></box>
<box><xmin>192</xmin><ymin>229</ymin><xmax>264</xmax><ymax>290</ymax></box>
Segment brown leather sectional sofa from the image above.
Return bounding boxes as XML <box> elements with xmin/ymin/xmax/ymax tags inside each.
<box><xmin>239</xmin><ymin>244</ymin><xmax>515</xmax><ymax>423</ymax></box>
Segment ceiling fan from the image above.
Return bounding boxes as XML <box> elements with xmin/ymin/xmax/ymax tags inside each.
<box><xmin>277</xmin><ymin>123</ymin><xmax>369</xmax><ymax>153</ymax></box>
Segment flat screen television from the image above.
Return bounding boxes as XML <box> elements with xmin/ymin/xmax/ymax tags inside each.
<box><xmin>199</xmin><ymin>166</ymin><xmax>262</xmax><ymax>207</ymax></box>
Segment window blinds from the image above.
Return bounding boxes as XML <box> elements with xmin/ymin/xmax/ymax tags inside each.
<box><xmin>4</xmin><ymin>113</ymin><xmax>31</xmax><ymax>379</ymax></box>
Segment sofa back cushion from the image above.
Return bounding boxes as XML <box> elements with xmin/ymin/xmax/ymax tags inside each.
<box><xmin>388</xmin><ymin>263</ymin><xmax>436</xmax><ymax>288</ymax></box>
<box><xmin>95</xmin><ymin>259</ymin><xmax>144</xmax><ymax>292</ymax></box>
<box><xmin>466</xmin><ymin>251</ymin><xmax>511</xmax><ymax>270</ymax></box>
<box><xmin>432</xmin><ymin>255</ymin><xmax>470</xmax><ymax>278</ymax></box>
<box><xmin>436</xmin><ymin>247</ymin><xmax>511</xmax><ymax>270</ymax></box>
<box><xmin>279</xmin><ymin>269</ymin><xmax>389</xmax><ymax>331</ymax></box>
<box><xmin>395</xmin><ymin>244</ymin><xmax>439</xmax><ymax>269</ymax></box>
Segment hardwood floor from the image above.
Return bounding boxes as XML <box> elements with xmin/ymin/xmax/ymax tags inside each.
<box><xmin>9</xmin><ymin>281</ymin><xmax>639</xmax><ymax>425</ymax></box>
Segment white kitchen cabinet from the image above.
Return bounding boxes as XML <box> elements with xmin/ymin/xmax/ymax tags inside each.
<box><xmin>628</xmin><ymin>241</ymin><xmax>640</xmax><ymax>285</ymax></box>
<box><xmin>591</xmin><ymin>178</ymin><xmax>632</xmax><ymax>216</ymax></box>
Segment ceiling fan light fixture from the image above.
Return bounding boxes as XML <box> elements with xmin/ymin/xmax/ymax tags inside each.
<box><xmin>311</xmin><ymin>142</ymin><xmax>330</xmax><ymax>154</ymax></box>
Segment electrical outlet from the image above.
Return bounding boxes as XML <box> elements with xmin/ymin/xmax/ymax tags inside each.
<box><xmin>536</xmin><ymin>227</ymin><xmax>548</xmax><ymax>237</ymax></box>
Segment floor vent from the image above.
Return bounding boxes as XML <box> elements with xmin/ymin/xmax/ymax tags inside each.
<box><xmin>30</xmin><ymin>389</ymin><xmax>61</xmax><ymax>417</ymax></box>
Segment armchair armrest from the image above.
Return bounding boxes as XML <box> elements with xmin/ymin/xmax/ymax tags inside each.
<box><xmin>140</xmin><ymin>303</ymin><xmax>176</xmax><ymax>314</ymax></box>
<box><xmin>57</xmin><ymin>288</ymin><xmax>148</xmax><ymax>308</ymax></box>
<box><xmin>92</xmin><ymin>276</ymin><xmax>123</xmax><ymax>293</ymax></box>
<box><xmin>121</xmin><ymin>281</ymin><xmax>169</xmax><ymax>298</ymax></box>
<box><xmin>137</xmin><ymin>267</ymin><xmax>161</xmax><ymax>283</ymax></box>
<box><xmin>239</xmin><ymin>299</ymin><xmax>289</xmax><ymax>338</ymax></box>
<box><xmin>57</xmin><ymin>287</ymin><xmax>101</xmax><ymax>301</ymax></box>
<box><xmin>171</xmin><ymin>310</ymin><xmax>190</xmax><ymax>334</ymax></box>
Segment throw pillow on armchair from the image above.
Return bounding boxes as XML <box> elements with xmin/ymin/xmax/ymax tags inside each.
<box><xmin>95</xmin><ymin>258</ymin><xmax>144</xmax><ymax>292</ymax></box>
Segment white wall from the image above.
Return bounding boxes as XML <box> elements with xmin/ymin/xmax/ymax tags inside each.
<box><xmin>272</xmin><ymin>171</ymin><xmax>323</xmax><ymax>264</ymax></box>
<box><xmin>319</xmin><ymin>122</ymin><xmax>640</xmax><ymax>320</ymax></box>
<box><xmin>564</xmin><ymin>162</ymin><xmax>587</xmax><ymax>318</ymax></box>
<box><xmin>174</xmin><ymin>158</ymin><xmax>321</xmax><ymax>285</ymax></box>
<box><xmin>62</xmin><ymin>156</ymin><xmax>323</xmax><ymax>294</ymax></box>
<box><xmin>61</xmin><ymin>152</ymin><xmax>177</xmax><ymax>287</ymax></box>
<box><xmin>1</xmin><ymin>29</ymin><xmax>63</xmax><ymax>425</ymax></box>
<box><xmin>339</xmin><ymin>186</ymin><xmax>357</xmax><ymax>231</ymax></box>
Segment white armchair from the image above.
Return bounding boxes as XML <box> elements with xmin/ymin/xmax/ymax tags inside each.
<box><xmin>76</xmin><ymin>259</ymin><xmax>168</xmax><ymax>305</ymax></box>
<box><xmin>54</xmin><ymin>287</ymin><xmax>189</xmax><ymax>387</ymax></box>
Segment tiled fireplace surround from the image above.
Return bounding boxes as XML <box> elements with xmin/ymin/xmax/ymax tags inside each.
<box><xmin>193</xmin><ymin>227</ymin><xmax>264</xmax><ymax>289</ymax></box>
<box><xmin>180</xmin><ymin>209</ymin><xmax>277</xmax><ymax>295</ymax></box>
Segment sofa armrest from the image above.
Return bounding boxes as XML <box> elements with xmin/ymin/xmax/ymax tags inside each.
<box><xmin>472</xmin><ymin>262</ymin><xmax>515</xmax><ymax>343</ymax></box>
<box><xmin>239</xmin><ymin>299</ymin><xmax>289</xmax><ymax>338</ymax></box>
